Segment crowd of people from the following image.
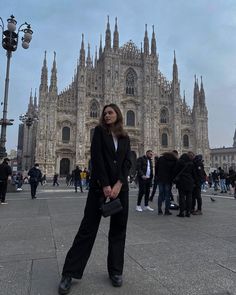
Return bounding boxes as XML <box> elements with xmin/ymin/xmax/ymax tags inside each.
<box><xmin>134</xmin><ymin>150</ymin><xmax>236</xmax><ymax>217</ymax></box>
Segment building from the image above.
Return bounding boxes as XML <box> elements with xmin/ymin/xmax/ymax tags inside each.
<box><xmin>210</xmin><ymin>129</ymin><xmax>236</xmax><ymax>172</ymax></box>
<box><xmin>19</xmin><ymin>18</ymin><xmax>210</xmax><ymax>176</ymax></box>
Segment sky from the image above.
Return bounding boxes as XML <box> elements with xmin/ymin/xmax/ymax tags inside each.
<box><xmin>0</xmin><ymin>0</ymin><xmax>236</xmax><ymax>152</ymax></box>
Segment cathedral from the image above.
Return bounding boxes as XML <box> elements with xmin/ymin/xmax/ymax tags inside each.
<box><xmin>18</xmin><ymin>17</ymin><xmax>210</xmax><ymax>177</ymax></box>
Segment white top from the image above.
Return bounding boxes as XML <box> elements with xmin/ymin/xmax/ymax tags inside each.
<box><xmin>112</xmin><ymin>134</ymin><xmax>118</xmax><ymax>151</ymax></box>
<box><xmin>145</xmin><ymin>159</ymin><xmax>151</xmax><ymax>178</ymax></box>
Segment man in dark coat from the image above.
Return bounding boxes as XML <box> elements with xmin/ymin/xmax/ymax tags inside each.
<box><xmin>28</xmin><ymin>163</ymin><xmax>42</xmax><ymax>199</ymax></box>
<box><xmin>174</xmin><ymin>153</ymin><xmax>198</xmax><ymax>217</ymax></box>
<box><xmin>72</xmin><ymin>166</ymin><xmax>83</xmax><ymax>193</ymax></box>
<box><xmin>136</xmin><ymin>150</ymin><xmax>154</xmax><ymax>212</ymax></box>
<box><xmin>192</xmin><ymin>154</ymin><xmax>206</xmax><ymax>215</ymax></box>
<box><xmin>156</xmin><ymin>152</ymin><xmax>178</xmax><ymax>215</ymax></box>
<box><xmin>0</xmin><ymin>158</ymin><xmax>12</xmax><ymax>204</ymax></box>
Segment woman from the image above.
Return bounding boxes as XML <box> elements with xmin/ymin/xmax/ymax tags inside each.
<box><xmin>58</xmin><ymin>104</ymin><xmax>131</xmax><ymax>294</ymax></box>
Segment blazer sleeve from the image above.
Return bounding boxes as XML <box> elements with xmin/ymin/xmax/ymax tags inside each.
<box><xmin>91</xmin><ymin>126</ymin><xmax>110</xmax><ymax>187</ymax></box>
<box><xmin>118</xmin><ymin>136</ymin><xmax>131</xmax><ymax>183</ymax></box>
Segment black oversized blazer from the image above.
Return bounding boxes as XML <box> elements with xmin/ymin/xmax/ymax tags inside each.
<box><xmin>89</xmin><ymin>125</ymin><xmax>131</xmax><ymax>192</ymax></box>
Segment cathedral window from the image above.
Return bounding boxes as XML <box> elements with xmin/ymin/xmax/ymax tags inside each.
<box><xmin>90</xmin><ymin>101</ymin><xmax>99</xmax><ymax>118</ymax></box>
<box><xmin>126</xmin><ymin>110</ymin><xmax>135</xmax><ymax>126</ymax></box>
<box><xmin>125</xmin><ymin>68</ymin><xmax>137</xmax><ymax>96</ymax></box>
<box><xmin>90</xmin><ymin>128</ymin><xmax>95</xmax><ymax>143</ymax></box>
<box><xmin>161</xmin><ymin>133</ymin><xmax>168</xmax><ymax>147</ymax></box>
<box><xmin>183</xmin><ymin>134</ymin><xmax>189</xmax><ymax>148</ymax></box>
<box><xmin>62</xmin><ymin>127</ymin><xmax>70</xmax><ymax>143</ymax></box>
<box><xmin>160</xmin><ymin>108</ymin><xmax>169</xmax><ymax>123</ymax></box>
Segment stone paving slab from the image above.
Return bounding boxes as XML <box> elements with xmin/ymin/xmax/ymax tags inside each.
<box><xmin>0</xmin><ymin>186</ymin><xmax>236</xmax><ymax>295</ymax></box>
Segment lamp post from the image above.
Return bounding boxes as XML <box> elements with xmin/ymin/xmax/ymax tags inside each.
<box><xmin>19</xmin><ymin>114</ymin><xmax>34</xmax><ymax>171</ymax></box>
<box><xmin>0</xmin><ymin>15</ymin><xmax>33</xmax><ymax>159</ymax></box>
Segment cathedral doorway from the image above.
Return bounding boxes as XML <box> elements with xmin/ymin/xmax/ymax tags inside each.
<box><xmin>130</xmin><ymin>151</ymin><xmax>137</xmax><ymax>180</ymax></box>
<box><xmin>60</xmin><ymin>158</ymin><xmax>70</xmax><ymax>176</ymax></box>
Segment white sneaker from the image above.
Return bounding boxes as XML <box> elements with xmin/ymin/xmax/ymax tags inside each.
<box><xmin>144</xmin><ymin>206</ymin><xmax>154</xmax><ymax>211</ymax></box>
<box><xmin>1</xmin><ymin>202</ymin><xmax>8</xmax><ymax>205</ymax></box>
<box><xmin>16</xmin><ymin>188</ymin><xmax>22</xmax><ymax>191</ymax></box>
<box><xmin>136</xmin><ymin>205</ymin><xmax>143</xmax><ymax>212</ymax></box>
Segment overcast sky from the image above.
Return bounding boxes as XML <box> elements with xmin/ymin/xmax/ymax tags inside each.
<box><xmin>0</xmin><ymin>0</ymin><xmax>235</xmax><ymax>152</ymax></box>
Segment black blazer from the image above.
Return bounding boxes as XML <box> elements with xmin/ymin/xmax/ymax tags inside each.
<box><xmin>136</xmin><ymin>156</ymin><xmax>153</xmax><ymax>180</ymax></box>
<box><xmin>90</xmin><ymin>125</ymin><xmax>131</xmax><ymax>191</ymax></box>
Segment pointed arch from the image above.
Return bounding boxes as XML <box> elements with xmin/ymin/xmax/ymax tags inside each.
<box><xmin>126</xmin><ymin>110</ymin><xmax>135</xmax><ymax>126</ymax></box>
<box><xmin>161</xmin><ymin>133</ymin><xmax>168</xmax><ymax>147</ymax></box>
<box><xmin>125</xmin><ymin>68</ymin><xmax>137</xmax><ymax>96</ymax></box>
<box><xmin>90</xmin><ymin>100</ymin><xmax>100</xmax><ymax>118</ymax></box>
<box><xmin>62</xmin><ymin>126</ymin><xmax>70</xmax><ymax>143</ymax></box>
<box><xmin>183</xmin><ymin>134</ymin><xmax>189</xmax><ymax>148</ymax></box>
<box><xmin>160</xmin><ymin>107</ymin><xmax>169</xmax><ymax>123</ymax></box>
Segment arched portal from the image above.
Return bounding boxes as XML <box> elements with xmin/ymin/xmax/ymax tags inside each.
<box><xmin>60</xmin><ymin>158</ymin><xmax>70</xmax><ymax>176</ymax></box>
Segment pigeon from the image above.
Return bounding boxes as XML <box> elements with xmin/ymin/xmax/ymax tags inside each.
<box><xmin>210</xmin><ymin>197</ymin><xmax>216</xmax><ymax>202</ymax></box>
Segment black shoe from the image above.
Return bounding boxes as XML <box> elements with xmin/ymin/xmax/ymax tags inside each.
<box><xmin>164</xmin><ymin>210</ymin><xmax>172</xmax><ymax>215</ymax></box>
<box><xmin>109</xmin><ymin>274</ymin><xmax>123</xmax><ymax>287</ymax></box>
<box><xmin>158</xmin><ymin>209</ymin><xmax>163</xmax><ymax>215</ymax></box>
<box><xmin>177</xmin><ymin>213</ymin><xmax>184</xmax><ymax>217</ymax></box>
<box><xmin>185</xmin><ymin>212</ymin><xmax>191</xmax><ymax>217</ymax></box>
<box><xmin>58</xmin><ymin>276</ymin><xmax>72</xmax><ymax>294</ymax></box>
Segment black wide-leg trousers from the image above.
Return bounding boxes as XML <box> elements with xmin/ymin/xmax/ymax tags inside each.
<box><xmin>62</xmin><ymin>189</ymin><xmax>129</xmax><ymax>279</ymax></box>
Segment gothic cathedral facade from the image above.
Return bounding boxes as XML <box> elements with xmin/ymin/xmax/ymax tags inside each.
<box><xmin>30</xmin><ymin>18</ymin><xmax>209</xmax><ymax>176</ymax></box>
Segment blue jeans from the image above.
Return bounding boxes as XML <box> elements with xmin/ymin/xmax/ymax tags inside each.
<box><xmin>158</xmin><ymin>183</ymin><xmax>171</xmax><ymax>211</ymax></box>
<box><xmin>219</xmin><ymin>179</ymin><xmax>227</xmax><ymax>192</ymax></box>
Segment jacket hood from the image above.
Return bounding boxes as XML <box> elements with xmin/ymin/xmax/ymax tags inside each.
<box><xmin>179</xmin><ymin>153</ymin><xmax>192</xmax><ymax>163</ymax></box>
<box><xmin>162</xmin><ymin>152</ymin><xmax>177</xmax><ymax>161</ymax></box>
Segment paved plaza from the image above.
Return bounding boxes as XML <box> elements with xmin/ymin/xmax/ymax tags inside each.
<box><xmin>0</xmin><ymin>183</ymin><xmax>236</xmax><ymax>295</ymax></box>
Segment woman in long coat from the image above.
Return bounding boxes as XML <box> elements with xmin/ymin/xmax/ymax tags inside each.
<box><xmin>58</xmin><ymin>103</ymin><xmax>131</xmax><ymax>294</ymax></box>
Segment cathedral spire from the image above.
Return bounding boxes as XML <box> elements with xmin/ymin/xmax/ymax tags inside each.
<box><xmin>49</xmin><ymin>51</ymin><xmax>58</xmax><ymax>94</ymax></box>
<box><xmin>86</xmin><ymin>43</ymin><xmax>92</xmax><ymax>68</ymax></box>
<box><xmin>193</xmin><ymin>75</ymin><xmax>200</xmax><ymax>107</ymax></box>
<box><xmin>79</xmin><ymin>33</ymin><xmax>85</xmax><ymax>67</ymax></box>
<box><xmin>34</xmin><ymin>88</ymin><xmax>37</xmax><ymax>108</ymax></box>
<box><xmin>199</xmin><ymin>76</ymin><xmax>206</xmax><ymax>105</ymax></box>
<box><xmin>99</xmin><ymin>34</ymin><xmax>103</xmax><ymax>58</ymax></box>
<box><xmin>172</xmin><ymin>50</ymin><xmax>178</xmax><ymax>82</ymax></box>
<box><xmin>105</xmin><ymin>15</ymin><xmax>111</xmax><ymax>51</ymax></box>
<box><xmin>233</xmin><ymin>128</ymin><xmax>236</xmax><ymax>147</ymax></box>
<box><xmin>95</xmin><ymin>46</ymin><xmax>98</xmax><ymax>67</ymax></box>
<box><xmin>39</xmin><ymin>51</ymin><xmax>48</xmax><ymax>93</ymax></box>
<box><xmin>113</xmin><ymin>17</ymin><xmax>119</xmax><ymax>51</ymax></box>
<box><xmin>183</xmin><ymin>90</ymin><xmax>186</xmax><ymax>105</ymax></box>
<box><xmin>29</xmin><ymin>88</ymin><xmax>33</xmax><ymax>106</ymax></box>
<box><xmin>144</xmin><ymin>24</ymin><xmax>149</xmax><ymax>56</ymax></box>
<box><xmin>151</xmin><ymin>25</ymin><xmax>156</xmax><ymax>56</ymax></box>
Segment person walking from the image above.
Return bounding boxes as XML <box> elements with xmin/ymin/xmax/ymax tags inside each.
<box><xmin>72</xmin><ymin>166</ymin><xmax>83</xmax><ymax>193</ymax></box>
<box><xmin>58</xmin><ymin>103</ymin><xmax>131</xmax><ymax>294</ymax></box>
<box><xmin>0</xmin><ymin>158</ymin><xmax>12</xmax><ymax>204</ymax></box>
<box><xmin>136</xmin><ymin>150</ymin><xmax>154</xmax><ymax>212</ymax></box>
<box><xmin>28</xmin><ymin>163</ymin><xmax>42</xmax><ymax>199</ymax></box>
<box><xmin>53</xmin><ymin>173</ymin><xmax>59</xmax><ymax>186</ymax></box>
<box><xmin>149</xmin><ymin>156</ymin><xmax>159</xmax><ymax>202</ymax></box>
<box><xmin>156</xmin><ymin>151</ymin><xmax>178</xmax><ymax>215</ymax></box>
<box><xmin>191</xmin><ymin>154</ymin><xmax>206</xmax><ymax>215</ymax></box>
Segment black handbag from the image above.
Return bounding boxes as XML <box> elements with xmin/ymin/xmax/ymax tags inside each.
<box><xmin>100</xmin><ymin>198</ymin><xmax>123</xmax><ymax>218</ymax></box>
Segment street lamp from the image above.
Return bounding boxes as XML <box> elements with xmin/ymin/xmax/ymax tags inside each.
<box><xmin>0</xmin><ymin>15</ymin><xmax>33</xmax><ymax>159</ymax></box>
<box><xmin>19</xmin><ymin>114</ymin><xmax>35</xmax><ymax>171</ymax></box>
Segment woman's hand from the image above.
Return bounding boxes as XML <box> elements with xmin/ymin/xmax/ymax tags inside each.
<box><xmin>110</xmin><ymin>181</ymin><xmax>122</xmax><ymax>199</ymax></box>
<box><xmin>103</xmin><ymin>186</ymin><xmax>112</xmax><ymax>198</ymax></box>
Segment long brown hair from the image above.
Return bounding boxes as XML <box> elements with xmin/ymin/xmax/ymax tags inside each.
<box><xmin>99</xmin><ymin>103</ymin><xmax>127</xmax><ymax>138</ymax></box>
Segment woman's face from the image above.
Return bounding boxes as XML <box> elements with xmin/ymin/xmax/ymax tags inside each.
<box><xmin>103</xmin><ymin>106</ymin><xmax>117</xmax><ymax>125</ymax></box>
